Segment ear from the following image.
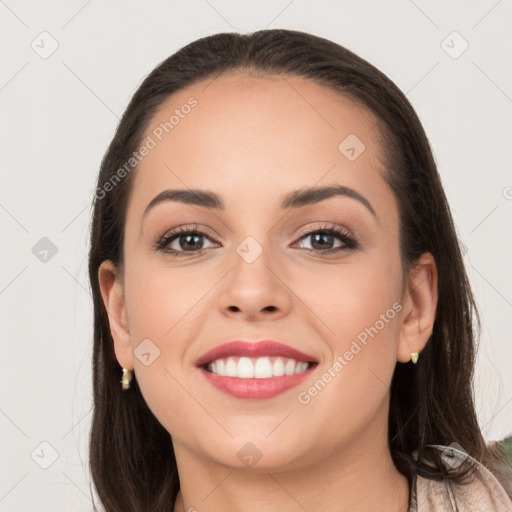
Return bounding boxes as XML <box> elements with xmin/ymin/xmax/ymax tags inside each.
<box><xmin>98</xmin><ymin>260</ymin><xmax>134</xmax><ymax>370</ymax></box>
<box><xmin>397</xmin><ymin>252</ymin><xmax>438</xmax><ymax>363</ymax></box>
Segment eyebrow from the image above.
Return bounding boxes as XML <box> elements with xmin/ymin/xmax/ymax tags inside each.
<box><xmin>143</xmin><ymin>184</ymin><xmax>377</xmax><ymax>219</ymax></box>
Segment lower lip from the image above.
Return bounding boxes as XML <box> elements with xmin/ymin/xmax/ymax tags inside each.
<box><xmin>199</xmin><ymin>366</ymin><xmax>315</xmax><ymax>399</ymax></box>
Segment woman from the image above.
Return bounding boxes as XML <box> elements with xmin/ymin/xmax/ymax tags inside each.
<box><xmin>88</xmin><ymin>29</ymin><xmax>512</xmax><ymax>511</ymax></box>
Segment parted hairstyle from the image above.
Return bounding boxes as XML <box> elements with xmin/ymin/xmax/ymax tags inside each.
<box><xmin>87</xmin><ymin>28</ymin><xmax>511</xmax><ymax>511</ymax></box>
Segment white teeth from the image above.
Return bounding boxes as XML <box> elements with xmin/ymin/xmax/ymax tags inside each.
<box><xmin>295</xmin><ymin>361</ymin><xmax>308</xmax><ymax>374</ymax></box>
<box><xmin>254</xmin><ymin>357</ymin><xmax>273</xmax><ymax>378</ymax></box>
<box><xmin>207</xmin><ymin>356</ymin><xmax>311</xmax><ymax>379</ymax></box>
<box><xmin>272</xmin><ymin>357</ymin><xmax>285</xmax><ymax>377</ymax></box>
<box><xmin>238</xmin><ymin>357</ymin><xmax>254</xmax><ymax>378</ymax></box>
<box><xmin>216</xmin><ymin>359</ymin><xmax>225</xmax><ymax>375</ymax></box>
<box><xmin>225</xmin><ymin>357</ymin><xmax>237</xmax><ymax>377</ymax></box>
<box><xmin>284</xmin><ymin>358</ymin><xmax>296</xmax><ymax>375</ymax></box>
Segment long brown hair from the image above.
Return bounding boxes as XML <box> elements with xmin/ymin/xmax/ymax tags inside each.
<box><xmin>87</xmin><ymin>29</ymin><xmax>510</xmax><ymax>510</ymax></box>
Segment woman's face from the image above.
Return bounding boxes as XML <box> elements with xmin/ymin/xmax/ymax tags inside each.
<box><xmin>101</xmin><ymin>72</ymin><xmax>419</xmax><ymax>470</ymax></box>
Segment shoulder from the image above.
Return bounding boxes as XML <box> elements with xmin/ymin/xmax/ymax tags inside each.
<box><xmin>411</xmin><ymin>444</ymin><xmax>512</xmax><ymax>511</ymax></box>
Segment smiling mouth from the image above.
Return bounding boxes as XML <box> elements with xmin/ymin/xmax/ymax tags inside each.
<box><xmin>202</xmin><ymin>356</ymin><xmax>318</xmax><ymax>379</ymax></box>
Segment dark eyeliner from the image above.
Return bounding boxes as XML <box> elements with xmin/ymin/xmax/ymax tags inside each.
<box><xmin>154</xmin><ymin>224</ymin><xmax>358</xmax><ymax>257</ymax></box>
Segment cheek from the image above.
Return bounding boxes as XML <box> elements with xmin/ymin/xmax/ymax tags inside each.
<box><xmin>295</xmin><ymin>253</ymin><xmax>401</xmax><ymax>345</ymax></box>
<box><xmin>122</xmin><ymin>262</ymin><xmax>208</xmax><ymax>440</ymax></box>
<box><xmin>122</xmin><ymin>256</ymin><xmax>220</xmax><ymax>419</ymax></box>
<box><xmin>292</xmin><ymin>268</ymin><xmax>402</xmax><ymax>453</ymax></box>
<box><xmin>293</xmin><ymin>254</ymin><xmax>402</xmax><ymax>399</ymax></box>
<box><xmin>123</xmin><ymin>255</ymin><xmax>212</xmax><ymax>344</ymax></box>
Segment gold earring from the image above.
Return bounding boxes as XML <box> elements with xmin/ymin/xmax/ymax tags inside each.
<box><xmin>121</xmin><ymin>368</ymin><xmax>133</xmax><ymax>390</ymax></box>
<box><xmin>411</xmin><ymin>352</ymin><xmax>419</xmax><ymax>364</ymax></box>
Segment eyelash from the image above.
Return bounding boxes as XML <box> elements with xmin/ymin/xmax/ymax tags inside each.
<box><xmin>154</xmin><ymin>223</ymin><xmax>359</xmax><ymax>258</ymax></box>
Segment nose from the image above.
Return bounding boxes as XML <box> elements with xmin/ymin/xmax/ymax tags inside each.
<box><xmin>218</xmin><ymin>246</ymin><xmax>293</xmax><ymax>322</ymax></box>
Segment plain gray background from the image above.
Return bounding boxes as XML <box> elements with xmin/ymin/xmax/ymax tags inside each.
<box><xmin>1</xmin><ymin>1</ymin><xmax>511</xmax><ymax>510</ymax></box>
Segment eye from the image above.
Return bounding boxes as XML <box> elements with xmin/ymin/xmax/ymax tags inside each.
<box><xmin>154</xmin><ymin>225</ymin><xmax>219</xmax><ymax>257</ymax></box>
<box><xmin>154</xmin><ymin>223</ymin><xmax>358</xmax><ymax>257</ymax></box>
<box><xmin>292</xmin><ymin>224</ymin><xmax>358</xmax><ymax>255</ymax></box>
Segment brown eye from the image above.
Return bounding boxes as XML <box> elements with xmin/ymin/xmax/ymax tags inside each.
<box><xmin>154</xmin><ymin>226</ymin><xmax>219</xmax><ymax>256</ymax></box>
<box><xmin>293</xmin><ymin>225</ymin><xmax>358</xmax><ymax>255</ymax></box>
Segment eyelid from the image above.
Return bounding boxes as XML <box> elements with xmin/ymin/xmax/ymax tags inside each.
<box><xmin>293</xmin><ymin>222</ymin><xmax>353</xmax><ymax>241</ymax></box>
<box><xmin>155</xmin><ymin>223</ymin><xmax>358</xmax><ymax>260</ymax></box>
<box><xmin>159</xmin><ymin>223</ymin><xmax>217</xmax><ymax>240</ymax></box>
<box><xmin>157</xmin><ymin>222</ymin><xmax>353</xmax><ymax>246</ymax></box>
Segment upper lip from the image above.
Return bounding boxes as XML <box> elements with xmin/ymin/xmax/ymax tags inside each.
<box><xmin>195</xmin><ymin>340</ymin><xmax>319</xmax><ymax>367</ymax></box>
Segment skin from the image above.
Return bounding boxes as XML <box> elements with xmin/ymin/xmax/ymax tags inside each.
<box><xmin>99</xmin><ymin>72</ymin><xmax>438</xmax><ymax>512</ymax></box>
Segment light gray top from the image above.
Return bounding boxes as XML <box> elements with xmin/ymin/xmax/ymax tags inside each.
<box><xmin>408</xmin><ymin>445</ymin><xmax>512</xmax><ymax>511</ymax></box>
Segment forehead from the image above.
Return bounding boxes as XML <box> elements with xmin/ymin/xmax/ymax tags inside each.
<box><xmin>129</xmin><ymin>72</ymin><xmax>388</xmax><ymax>216</ymax></box>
